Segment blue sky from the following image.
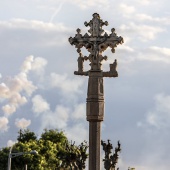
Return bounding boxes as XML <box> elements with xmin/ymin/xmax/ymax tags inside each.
<box><xmin>0</xmin><ymin>0</ymin><xmax>170</xmax><ymax>169</ymax></box>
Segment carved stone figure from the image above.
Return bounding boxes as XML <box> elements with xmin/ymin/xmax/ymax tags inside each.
<box><xmin>110</xmin><ymin>59</ymin><xmax>117</xmax><ymax>72</ymax></box>
<box><xmin>78</xmin><ymin>53</ymin><xmax>84</xmax><ymax>72</ymax></box>
<box><xmin>98</xmin><ymin>54</ymin><xmax>107</xmax><ymax>70</ymax></box>
<box><xmin>92</xmin><ymin>13</ymin><xmax>100</xmax><ymax>37</ymax></box>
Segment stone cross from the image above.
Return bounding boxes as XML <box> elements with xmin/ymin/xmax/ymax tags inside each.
<box><xmin>69</xmin><ymin>13</ymin><xmax>124</xmax><ymax>170</ymax></box>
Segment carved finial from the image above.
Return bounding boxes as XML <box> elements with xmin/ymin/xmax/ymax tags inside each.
<box><xmin>110</xmin><ymin>28</ymin><xmax>116</xmax><ymax>37</ymax></box>
<box><xmin>75</xmin><ymin>28</ymin><xmax>82</xmax><ymax>39</ymax></box>
<box><xmin>77</xmin><ymin>28</ymin><xmax>81</xmax><ymax>34</ymax></box>
<box><xmin>84</xmin><ymin>13</ymin><xmax>108</xmax><ymax>37</ymax></box>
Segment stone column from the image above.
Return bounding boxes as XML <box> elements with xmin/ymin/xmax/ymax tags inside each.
<box><xmin>68</xmin><ymin>13</ymin><xmax>124</xmax><ymax>170</ymax></box>
<box><xmin>86</xmin><ymin>71</ymin><xmax>104</xmax><ymax>170</ymax></box>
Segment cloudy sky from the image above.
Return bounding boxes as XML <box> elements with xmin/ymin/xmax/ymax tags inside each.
<box><xmin>0</xmin><ymin>0</ymin><xmax>170</xmax><ymax>169</ymax></box>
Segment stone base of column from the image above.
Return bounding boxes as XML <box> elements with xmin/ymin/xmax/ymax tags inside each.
<box><xmin>89</xmin><ymin>121</ymin><xmax>101</xmax><ymax>170</ymax></box>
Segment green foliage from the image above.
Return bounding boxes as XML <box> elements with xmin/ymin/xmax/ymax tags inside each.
<box><xmin>58</xmin><ymin>141</ymin><xmax>88</xmax><ymax>170</ymax></box>
<box><xmin>17</xmin><ymin>129</ymin><xmax>37</xmax><ymax>143</ymax></box>
<box><xmin>0</xmin><ymin>147</ymin><xmax>8</xmax><ymax>170</ymax></box>
<box><xmin>0</xmin><ymin>129</ymin><xmax>88</xmax><ymax>170</ymax></box>
<box><xmin>41</xmin><ymin>129</ymin><xmax>67</xmax><ymax>144</ymax></box>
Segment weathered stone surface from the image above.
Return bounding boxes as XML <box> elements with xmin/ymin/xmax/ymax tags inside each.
<box><xmin>69</xmin><ymin>13</ymin><xmax>123</xmax><ymax>75</ymax></box>
<box><xmin>69</xmin><ymin>13</ymin><xmax>124</xmax><ymax>170</ymax></box>
<box><xmin>86</xmin><ymin>71</ymin><xmax>104</xmax><ymax>121</ymax></box>
<box><xmin>89</xmin><ymin>122</ymin><xmax>101</xmax><ymax>170</ymax></box>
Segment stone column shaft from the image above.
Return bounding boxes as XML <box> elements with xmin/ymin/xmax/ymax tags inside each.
<box><xmin>86</xmin><ymin>71</ymin><xmax>104</xmax><ymax>170</ymax></box>
<box><xmin>89</xmin><ymin>122</ymin><xmax>101</xmax><ymax>170</ymax></box>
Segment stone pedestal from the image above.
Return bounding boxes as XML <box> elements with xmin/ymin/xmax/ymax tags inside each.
<box><xmin>86</xmin><ymin>71</ymin><xmax>104</xmax><ymax>170</ymax></box>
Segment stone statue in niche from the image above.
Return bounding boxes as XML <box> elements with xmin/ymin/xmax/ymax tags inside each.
<box><xmin>77</xmin><ymin>52</ymin><xmax>84</xmax><ymax>73</ymax></box>
<box><xmin>110</xmin><ymin>59</ymin><xmax>117</xmax><ymax>72</ymax></box>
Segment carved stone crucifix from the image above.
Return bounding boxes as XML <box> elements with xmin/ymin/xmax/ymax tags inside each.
<box><xmin>69</xmin><ymin>13</ymin><xmax>124</xmax><ymax>170</ymax></box>
<box><xmin>69</xmin><ymin>13</ymin><xmax>123</xmax><ymax>76</ymax></box>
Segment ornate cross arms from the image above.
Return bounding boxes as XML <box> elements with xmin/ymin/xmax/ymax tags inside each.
<box><xmin>69</xmin><ymin>13</ymin><xmax>124</xmax><ymax>77</ymax></box>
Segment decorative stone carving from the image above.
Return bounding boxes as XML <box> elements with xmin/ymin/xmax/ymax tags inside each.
<box><xmin>69</xmin><ymin>13</ymin><xmax>123</xmax><ymax>170</ymax></box>
<box><xmin>111</xmin><ymin>59</ymin><xmax>117</xmax><ymax>72</ymax></box>
<box><xmin>69</xmin><ymin>13</ymin><xmax>124</xmax><ymax>76</ymax></box>
<box><xmin>77</xmin><ymin>52</ymin><xmax>84</xmax><ymax>73</ymax></box>
<box><xmin>84</xmin><ymin>13</ymin><xmax>108</xmax><ymax>37</ymax></box>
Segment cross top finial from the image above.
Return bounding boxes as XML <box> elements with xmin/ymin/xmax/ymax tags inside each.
<box><xmin>84</xmin><ymin>13</ymin><xmax>108</xmax><ymax>37</ymax></box>
<box><xmin>69</xmin><ymin>13</ymin><xmax>124</xmax><ymax>77</ymax></box>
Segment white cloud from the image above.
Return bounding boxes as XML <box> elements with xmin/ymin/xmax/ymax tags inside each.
<box><xmin>0</xmin><ymin>19</ymin><xmax>69</xmax><ymax>32</ymax></box>
<box><xmin>0</xmin><ymin>56</ymin><xmax>39</xmax><ymax>115</ymax></box>
<box><xmin>7</xmin><ymin>140</ymin><xmax>17</xmax><ymax>147</ymax></box>
<box><xmin>0</xmin><ymin>73</ymin><xmax>35</xmax><ymax>115</ymax></box>
<box><xmin>2</xmin><ymin>105</ymin><xmax>16</xmax><ymax>115</ymax></box>
<box><xmin>54</xmin><ymin>105</ymin><xmax>69</xmax><ymax>126</ymax></box>
<box><xmin>32</xmin><ymin>95</ymin><xmax>50</xmax><ymax>114</ymax></box>
<box><xmin>40</xmin><ymin>105</ymin><xmax>69</xmax><ymax>130</ymax></box>
<box><xmin>15</xmin><ymin>118</ymin><xmax>31</xmax><ymax>129</ymax></box>
<box><xmin>0</xmin><ymin>83</ymin><xmax>10</xmax><ymax>98</ymax></box>
<box><xmin>31</xmin><ymin>57</ymin><xmax>47</xmax><ymax>74</ymax></box>
<box><xmin>3</xmin><ymin>92</ymin><xmax>28</xmax><ymax>115</ymax></box>
<box><xmin>72</xmin><ymin>103</ymin><xmax>86</xmax><ymax>120</ymax></box>
<box><xmin>137</xmin><ymin>46</ymin><xmax>170</xmax><ymax>63</ymax></box>
<box><xmin>66</xmin><ymin>123</ymin><xmax>88</xmax><ymax>144</ymax></box>
<box><xmin>0</xmin><ymin>19</ymin><xmax>73</xmax><ymax>47</ymax></box>
<box><xmin>21</xmin><ymin>55</ymin><xmax>34</xmax><ymax>73</ymax></box>
<box><xmin>149</xmin><ymin>46</ymin><xmax>170</xmax><ymax>56</ymax></box>
<box><xmin>136</xmin><ymin>14</ymin><xmax>170</xmax><ymax>24</ymax></box>
<box><xmin>8</xmin><ymin>73</ymin><xmax>36</xmax><ymax>96</ymax></box>
<box><xmin>139</xmin><ymin>93</ymin><xmax>170</xmax><ymax>129</ymax></box>
<box><xmin>37</xmin><ymin>102</ymin><xmax>87</xmax><ymax>142</ymax></box>
<box><xmin>120</xmin><ymin>22</ymin><xmax>164</xmax><ymax>41</ymax></box>
<box><xmin>68</xmin><ymin>0</ymin><xmax>110</xmax><ymax>9</ymax></box>
<box><xmin>120</xmin><ymin>3</ymin><xmax>136</xmax><ymax>15</ymax></box>
<box><xmin>118</xmin><ymin>45</ymin><xmax>134</xmax><ymax>53</ymax></box>
<box><xmin>50</xmin><ymin>73</ymin><xmax>84</xmax><ymax>94</ymax></box>
<box><xmin>0</xmin><ymin>117</ymin><xmax>9</xmax><ymax>132</ymax></box>
<box><xmin>138</xmin><ymin>0</ymin><xmax>152</xmax><ymax>5</ymax></box>
<box><xmin>21</xmin><ymin>55</ymin><xmax>47</xmax><ymax>74</ymax></box>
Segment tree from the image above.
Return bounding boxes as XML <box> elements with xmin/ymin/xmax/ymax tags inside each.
<box><xmin>17</xmin><ymin>129</ymin><xmax>37</xmax><ymax>143</ymax></box>
<box><xmin>0</xmin><ymin>129</ymin><xmax>88</xmax><ymax>170</ymax></box>
<box><xmin>58</xmin><ymin>140</ymin><xmax>88</xmax><ymax>170</ymax></box>
<box><xmin>40</xmin><ymin>129</ymin><xmax>67</xmax><ymax>144</ymax></box>
<box><xmin>0</xmin><ymin>147</ymin><xmax>9</xmax><ymax>170</ymax></box>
